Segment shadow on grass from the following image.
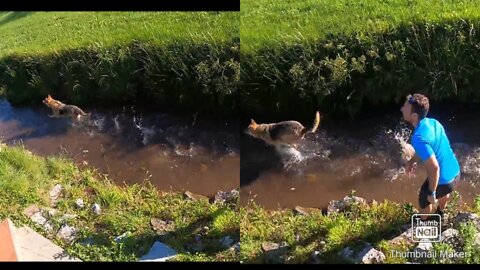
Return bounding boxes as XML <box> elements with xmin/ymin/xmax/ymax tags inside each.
<box><xmin>243</xmin><ymin>209</ymin><xmax>411</xmax><ymax>264</ymax></box>
<box><xmin>0</xmin><ymin>12</ymin><xmax>32</xmax><ymax>27</ymax></box>
<box><xmin>66</xmin><ymin>207</ymin><xmax>239</xmax><ymax>261</ymax></box>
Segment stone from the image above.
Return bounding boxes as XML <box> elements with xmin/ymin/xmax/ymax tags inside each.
<box><xmin>114</xmin><ymin>232</ymin><xmax>130</xmax><ymax>243</ymax></box>
<box><xmin>139</xmin><ymin>241</ymin><xmax>177</xmax><ymax>262</ymax></box>
<box><xmin>150</xmin><ymin>218</ymin><xmax>175</xmax><ymax>235</ymax></box>
<box><xmin>327</xmin><ymin>195</ymin><xmax>367</xmax><ymax>214</ymax></box>
<box><xmin>23</xmin><ymin>204</ymin><xmax>41</xmax><ymax>218</ymax></box>
<box><xmin>261</xmin><ymin>241</ymin><xmax>289</xmax><ymax>262</ymax></box>
<box><xmin>214</xmin><ymin>189</ymin><xmax>239</xmax><ymax>204</ymax></box>
<box><xmin>339</xmin><ymin>243</ymin><xmax>386</xmax><ymax>264</ymax></box>
<box><xmin>56</xmin><ymin>225</ymin><xmax>77</xmax><ymax>243</ymax></box>
<box><xmin>230</xmin><ymin>242</ymin><xmax>240</xmax><ymax>253</ymax></box>
<box><xmin>294</xmin><ymin>206</ymin><xmax>321</xmax><ymax>216</ymax></box>
<box><xmin>75</xmin><ymin>198</ymin><xmax>85</xmax><ymax>209</ymax></box>
<box><xmin>184</xmin><ymin>191</ymin><xmax>208</xmax><ymax>201</ymax></box>
<box><xmin>91</xmin><ymin>203</ymin><xmax>101</xmax><ymax>215</ymax></box>
<box><xmin>49</xmin><ymin>184</ymin><xmax>63</xmax><ymax>206</ymax></box>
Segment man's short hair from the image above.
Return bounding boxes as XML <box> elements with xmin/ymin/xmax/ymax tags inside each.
<box><xmin>407</xmin><ymin>93</ymin><xmax>429</xmax><ymax>119</ymax></box>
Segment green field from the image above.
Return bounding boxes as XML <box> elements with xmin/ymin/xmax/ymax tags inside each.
<box><xmin>0</xmin><ymin>12</ymin><xmax>239</xmax><ymax>116</ymax></box>
<box><xmin>240</xmin><ymin>0</ymin><xmax>480</xmax><ymax>120</ymax></box>
<box><xmin>0</xmin><ymin>143</ymin><xmax>239</xmax><ymax>261</ymax></box>
<box><xmin>241</xmin><ymin>0</ymin><xmax>480</xmax><ymax>54</ymax></box>
<box><xmin>0</xmin><ymin>12</ymin><xmax>237</xmax><ymax>57</ymax></box>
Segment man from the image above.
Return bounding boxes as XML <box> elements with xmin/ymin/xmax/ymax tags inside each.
<box><xmin>400</xmin><ymin>93</ymin><xmax>460</xmax><ymax>219</ymax></box>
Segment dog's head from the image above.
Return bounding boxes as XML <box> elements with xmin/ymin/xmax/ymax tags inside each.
<box><xmin>42</xmin><ymin>94</ymin><xmax>54</xmax><ymax>105</ymax></box>
<box><xmin>244</xmin><ymin>119</ymin><xmax>259</xmax><ymax>137</ymax></box>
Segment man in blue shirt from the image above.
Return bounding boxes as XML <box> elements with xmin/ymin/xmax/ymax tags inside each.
<box><xmin>400</xmin><ymin>93</ymin><xmax>460</xmax><ymax>218</ymax></box>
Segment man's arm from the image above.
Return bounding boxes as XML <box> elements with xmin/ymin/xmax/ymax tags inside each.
<box><xmin>424</xmin><ymin>155</ymin><xmax>440</xmax><ymax>193</ymax></box>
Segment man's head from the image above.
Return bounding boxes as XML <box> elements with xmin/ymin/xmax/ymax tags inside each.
<box><xmin>401</xmin><ymin>93</ymin><xmax>429</xmax><ymax>124</ymax></box>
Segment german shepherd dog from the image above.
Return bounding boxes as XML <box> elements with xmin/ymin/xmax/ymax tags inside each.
<box><xmin>245</xmin><ymin>111</ymin><xmax>321</xmax><ymax>149</ymax></box>
<box><xmin>42</xmin><ymin>94</ymin><xmax>90</xmax><ymax>121</ymax></box>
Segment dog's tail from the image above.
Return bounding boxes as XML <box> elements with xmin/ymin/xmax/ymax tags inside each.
<box><xmin>308</xmin><ymin>111</ymin><xmax>320</xmax><ymax>134</ymax></box>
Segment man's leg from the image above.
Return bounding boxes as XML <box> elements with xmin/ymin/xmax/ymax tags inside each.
<box><xmin>419</xmin><ymin>205</ymin><xmax>434</xmax><ymax>220</ymax></box>
<box><xmin>418</xmin><ymin>178</ymin><xmax>433</xmax><ymax>220</ymax></box>
<box><xmin>437</xmin><ymin>193</ymin><xmax>450</xmax><ymax>211</ymax></box>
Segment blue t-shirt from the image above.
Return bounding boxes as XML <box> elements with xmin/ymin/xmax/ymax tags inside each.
<box><xmin>411</xmin><ymin>117</ymin><xmax>460</xmax><ymax>184</ymax></box>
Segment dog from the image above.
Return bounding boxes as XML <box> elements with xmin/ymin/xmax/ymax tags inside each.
<box><xmin>245</xmin><ymin>111</ymin><xmax>321</xmax><ymax>149</ymax></box>
<box><xmin>42</xmin><ymin>94</ymin><xmax>90</xmax><ymax>121</ymax></box>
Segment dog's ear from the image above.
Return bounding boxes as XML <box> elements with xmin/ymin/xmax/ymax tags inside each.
<box><xmin>250</xmin><ymin>119</ymin><xmax>257</xmax><ymax>125</ymax></box>
<box><xmin>47</xmin><ymin>94</ymin><xmax>52</xmax><ymax>99</ymax></box>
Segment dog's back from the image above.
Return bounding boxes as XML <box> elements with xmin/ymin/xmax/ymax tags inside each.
<box><xmin>268</xmin><ymin>121</ymin><xmax>305</xmax><ymax>143</ymax></box>
<box><xmin>246</xmin><ymin>111</ymin><xmax>320</xmax><ymax>147</ymax></box>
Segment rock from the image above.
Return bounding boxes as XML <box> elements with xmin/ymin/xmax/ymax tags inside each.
<box><xmin>230</xmin><ymin>242</ymin><xmax>240</xmax><ymax>253</ymax></box>
<box><xmin>453</xmin><ymin>212</ymin><xmax>480</xmax><ymax>231</ymax></box>
<box><xmin>220</xmin><ymin>235</ymin><xmax>234</xmax><ymax>248</ymax></box>
<box><xmin>30</xmin><ymin>212</ymin><xmax>49</xmax><ymax>230</ymax></box>
<box><xmin>44</xmin><ymin>208</ymin><xmax>59</xmax><ymax>218</ymax></box>
<box><xmin>150</xmin><ymin>218</ymin><xmax>175</xmax><ymax>235</ymax></box>
<box><xmin>327</xmin><ymin>195</ymin><xmax>367</xmax><ymax>214</ymax></box>
<box><xmin>413</xmin><ymin>241</ymin><xmax>433</xmax><ymax>255</ymax></box>
<box><xmin>294</xmin><ymin>206</ymin><xmax>321</xmax><ymax>216</ymax></box>
<box><xmin>59</xmin><ymin>214</ymin><xmax>78</xmax><ymax>223</ymax></box>
<box><xmin>49</xmin><ymin>184</ymin><xmax>63</xmax><ymax>206</ymax></box>
<box><xmin>339</xmin><ymin>243</ymin><xmax>385</xmax><ymax>264</ymax></box>
<box><xmin>184</xmin><ymin>191</ymin><xmax>208</xmax><ymax>201</ymax></box>
<box><xmin>388</xmin><ymin>227</ymin><xmax>413</xmax><ymax>246</ymax></box>
<box><xmin>214</xmin><ymin>189</ymin><xmax>239</xmax><ymax>204</ymax></box>
<box><xmin>56</xmin><ymin>224</ymin><xmax>77</xmax><ymax>243</ymax></box>
<box><xmin>441</xmin><ymin>228</ymin><xmax>460</xmax><ymax>246</ymax></box>
<box><xmin>139</xmin><ymin>241</ymin><xmax>178</xmax><ymax>262</ymax></box>
<box><xmin>91</xmin><ymin>203</ymin><xmax>101</xmax><ymax>215</ymax></box>
<box><xmin>75</xmin><ymin>198</ymin><xmax>85</xmax><ymax>209</ymax></box>
<box><xmin>261</xmin><ymin>242</ymin><xmax>289</xmax><ymax>262</ymax></box>
<box><xmin>114</xmin><ymin>232</ymin><xmax>130</xmax><ymax>243</ymax></box>
<box><xmin>23</xmin><ymin>204</ymin><xmax>41</xmax><ymax>218</ymax></box>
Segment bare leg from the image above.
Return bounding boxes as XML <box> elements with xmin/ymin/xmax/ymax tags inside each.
<box><xmin>437</xmin><ymin>193</ymin><xmax>450</xmax><ymax>211</ymax></box>
<box><xmin>420</xmin><ymin>204</ymin><xmax>434</xmax><ymax>220</ymax></box>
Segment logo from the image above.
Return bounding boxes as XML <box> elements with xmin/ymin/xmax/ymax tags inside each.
<box><xmin>411</xmin><ymin>214</ymin><xmax>442</xmax><ymax>242</ymax></box>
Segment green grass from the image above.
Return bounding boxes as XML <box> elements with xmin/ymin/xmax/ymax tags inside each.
<box><xmin>241</xmin><ymin>0</ymin><xmax>480</xmax><ymax>54</ymax></box>
<box><xmin>240</xmin><ymin>0</ymin><xmax>480</xmax><ymax>120</ymax></box>
<box><xmin>240</xmin><ymin>194</ymin><xmax>480</xmax><ymax>264</ymax></box>
<box><xmin>0</xmin><ymin>12</ymin><xmax>237</xmax><ymax>58</ymax></box>
<box><xmin>0</xmin><ymin>143</ymin><xmax>239</xmax><ymax>262</ymax></box>
<box><xmin>0</xmin><ymin>12</ymin><xmax>240</xmax><ymax>116</ymax></box>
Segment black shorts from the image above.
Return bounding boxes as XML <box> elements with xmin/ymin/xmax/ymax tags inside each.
<box><xmin>418</xmin><ymin>174</ymin><xmax>460</xmax><ymax>209</ymax></box>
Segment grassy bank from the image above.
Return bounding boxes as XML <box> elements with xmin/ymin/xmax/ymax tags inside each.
<box><xmin>240</xmin><ymin>194</ymin><xmax>480</xmax><ymax>264</ymax></box>
<box><xmin>0</xmin><ymin>143</ymin><xmax>239</xmax><ymax>261</ymax></box>
<box><xmin>240</xmin><ymin>0</ymin><xmax>480</xmax><ymax>120</ymax></box>
<box><xmin>0</xmin><ymin>12</ymin><xmax>239</xmax><ymax>116</ymax></box>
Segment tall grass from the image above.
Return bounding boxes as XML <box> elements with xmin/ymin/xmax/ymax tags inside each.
<box><xmin>0</xmin><ymin>12</ymin><xmax>239</xmax><ymax>116</ymax></box>
<box><xmin>240</xmin><ymin>0</ymin><xmax>480</xmax><ymax>119</ymax></box>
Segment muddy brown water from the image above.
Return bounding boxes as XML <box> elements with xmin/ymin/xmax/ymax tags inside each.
<box><xmin>241</xmin><ymin>109</ymin><xmax>480</xmax><ymax>210</ymax></box>
<box><xmin>0</xmin><ymin>99</ymin><xmax>239</xmax><ymax>197</ymax></box>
